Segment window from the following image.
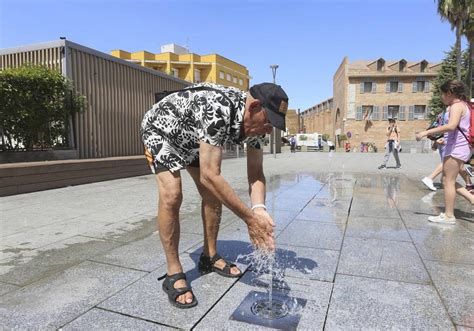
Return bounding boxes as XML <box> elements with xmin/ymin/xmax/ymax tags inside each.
<box><xmin>414</xmin><ymin>105</ymin><xmax>426</xmax><ymax>120</ymax></box>
<box><xmin>171</xmin><ymin>68</ymin><xmax>179</xmax><ymax>78</ymax></box>
<box><xmin>219</xmin><ymin>71</ymin><xmax>225</xmax><ymax>79</ymax></box>
<box><xmin>364</xmin><ymin>82</ymin><xmax>372</xmax><ymax>93</ymax></box>
<box><xmin>194</xmin><ymin>69</ymin><xmax>201</xmax><ymax>83</ymax></box>
<box><xmin>389</xmin><ymin>81</ymin><xmax>398</xmax><ymax>93</ymax></box>
<box><xmin>362</xmin><ymin>106</ymin><xmax>374</xmax><ymax>120</ymax></box>
<box><xmin>226</xmin><ymin>73</ymin><xmax>231</xmax><ymax>81</ymax></box>
<box><xmin>388</xmin><ymin>105</ymin><xmax>399</xmax><ymax>119</ymax></box>
<box><xmin>417</xmin><ymin>81</ymin><xmax>426</xmax><ymax>92</ymax></box>
<box><xmin>239</xmin><ymin>78</ymin><xmax>243</xmax><ymax>86</ymax></box>
<box><xmin>233</xmin><ymin>77</ymin><xmax>238</xmax><ymax>84</ymax></box>
<box><xmin>377</xmin><ymin>60</ymin><xmax>384</xmax><ymax>71</ymax></box>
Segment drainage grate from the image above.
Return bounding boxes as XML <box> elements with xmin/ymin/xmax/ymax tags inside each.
<box><xmin>230</xmin><ymin>291</ymin><xmax>306</xmax><ymax>330</ymax></box>
<box><xmin>251</xmin><ymin>298</ymin><xmax>289</xmax><ymax>319</ymax></box>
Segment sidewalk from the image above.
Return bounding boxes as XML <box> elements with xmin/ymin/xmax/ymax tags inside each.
<box><xmin>0</xmin><ymin>152</ymin><xmax>472</xmax><ymax>329</ymax></box>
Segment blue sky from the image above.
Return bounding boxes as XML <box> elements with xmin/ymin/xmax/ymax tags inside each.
<box><xmin>0</xmin><ymin>0</ymin><xmax>466</xmax><ymax>110</ymax></box>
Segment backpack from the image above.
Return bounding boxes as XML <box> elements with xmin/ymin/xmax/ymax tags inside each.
<box><xmin>456</xmin><ymin>101</ymin><xmax>474</xmax><ymax>148</ymax></box>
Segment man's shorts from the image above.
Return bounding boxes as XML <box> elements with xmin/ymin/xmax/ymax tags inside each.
<box><xmin>144</xmin><ymin>149</ymin><xmax>199</xmax><ymax>174</ymax></box>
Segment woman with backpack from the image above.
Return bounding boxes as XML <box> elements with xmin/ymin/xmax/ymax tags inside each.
<box><xmin>416</xmin><ymin>80</ymin><xmax>473</xmax><ymax>225</ymax></box>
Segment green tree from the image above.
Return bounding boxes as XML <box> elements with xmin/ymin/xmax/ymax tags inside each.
<box><xmin>436</xmin><ymin>0</ymin><xmax>471</xmax><ymax>80</ymax></box>
<box><xmin>0</xmin><ymin>65</ymin><xmax>86</xmax><ymax>151</ymax></box>
<box><xmin>462</xmin><ymin>5</ymin><xmax>474</xmax><ymax>98</ymax></box>
<box><xmin>428</xmin><ymin>45</ymin><xmax>469</xmax><ymax>121</ymax></box>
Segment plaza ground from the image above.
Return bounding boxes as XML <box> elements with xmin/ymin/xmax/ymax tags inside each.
<box><xmin>0</xmin><ymin>152</ymin><xmax>473</xmax><ymax>329</ymax></box>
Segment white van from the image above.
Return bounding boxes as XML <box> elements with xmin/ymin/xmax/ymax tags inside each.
<box><xmin>296</xmin><ymin>133</ymin><xmax>322</xmax><ymax>151</ymax></box>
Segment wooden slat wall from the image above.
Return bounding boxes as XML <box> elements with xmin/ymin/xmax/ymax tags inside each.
<box><xmin>1</xmin><ymin>43</ymin><xmax>188</xmax><ymax>159</ymax></box>
<box><xmin>0</xmin><ymin>47</ymin><xmax>62</xmax><ymax>71</ymax></box>
<box><xmin>67</xmin><ymin>47</ymin><xmax>186</xmax><ymax>158</ymax></box>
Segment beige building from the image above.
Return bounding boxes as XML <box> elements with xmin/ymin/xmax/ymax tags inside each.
<box><xmin>286</xmin><ymin>109</ymin><xmax>300</xmax><ymax>135</ymax></box>
<box><xmin>302</xmin><ymin>57</ymin><xmax>440</xmax><ymax>150</ymax></box>
<box><xmin>300</xmin><ymin>98</ymin><xmax>334</xmax><ymax>136</ymax></box>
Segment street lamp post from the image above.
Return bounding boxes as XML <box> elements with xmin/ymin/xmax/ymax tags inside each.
<box><xmin>270</xmin><ymin>64</ymin><xmax>279</xmax><ymax>158</ymax></box>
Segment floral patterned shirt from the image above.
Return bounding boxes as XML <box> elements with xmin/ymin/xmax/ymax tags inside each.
<box><xmin>140</xmin><ymin>83</ymin><xmax>262</xmax><ymax>173</ymax></box>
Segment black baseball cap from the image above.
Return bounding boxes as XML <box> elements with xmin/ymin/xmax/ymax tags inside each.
<box><xmin>249</xmin><ymin>83</ymin><xmax>289</xmax><ymax>131</ymax></box>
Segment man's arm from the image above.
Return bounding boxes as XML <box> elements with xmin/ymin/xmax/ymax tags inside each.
<box><xmin>246</xmin><ymin>146</ymin><xmax>265</xmax><ymax>207</ymax></box>
<box><xmin>198</xmin><ymin>141</ymin><xmax>252</xmax><ymax>221</ymax></box>
<box><xmin>199</xmin><ymin>141</ymin><xmax>275</xmax><ymax>250</ymax></box>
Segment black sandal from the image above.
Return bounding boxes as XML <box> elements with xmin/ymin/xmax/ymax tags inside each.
<box><xmin>198</xmin><ymin>253</ymin><xmax>243</xmax><ymax>278</ymax></box>
<box><xmin>157</xmin><ymin>272</ymin><xmax>198</xmax><ymax>309</ymax></box>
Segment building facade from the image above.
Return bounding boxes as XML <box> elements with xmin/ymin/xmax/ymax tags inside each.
<box><xmin>300</xmin><ymin>98</ymin><xmax>334</xmax><ymax>136</ymax></box>
<box><xmin>111</xmin><ymin>44</ymin><xmax>250</xmax><ymax>90</ymax></box>
<box><xmin>302</xmin><ymin>57</ymin><xmax>440</xmax><ymax>150</ymax></box>
<box><xmin>285</xmin><ymin>109</ymin><xmax>300</xmax><ymax>135</ymax></box>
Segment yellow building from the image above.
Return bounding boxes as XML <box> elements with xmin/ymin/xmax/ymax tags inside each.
<box><xmin>111</xmin><ymin>44</ymin><xmax>250</xmax><ymax>90</ymax></box>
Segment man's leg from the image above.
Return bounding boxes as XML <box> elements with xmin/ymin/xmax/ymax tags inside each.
<box><xmin>380</xmin><ymin>143</ymin><xmax>390</xmax><ymax>167</ymax></box>
<box><xmin>186</xmin><ymin>167</ymin><xmax>241</xmax><ymax>275</ymax></box>
<box><xmin>393</xmin><ymin>148</ymin><xmax>401</xmax><ymax>167</ymax></box>
<box><xmin>156</xmin><ymin>170</ymin><xmax>194</xmax><ymax>304</ymax></box>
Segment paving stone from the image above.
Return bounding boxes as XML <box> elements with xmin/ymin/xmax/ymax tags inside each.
<box><xmin>81</xmin><ymin>216</ymin><xmax>157</xmax><ymax>243</ymax></box>
<box><xmin>425</xmin><ymin>261</ymin><xmax>474</xmax><ymax>327</ymax></box>
<box><xmin>275</xmin><ymin>244</ymin><xmax>338</xmax><ymax>282</ymax></box>
<box><xmin>409</xmin><ymin>227</ymin><xmax>474</xmax><ymax>265</ymax></box>
<box><xmin>345</xmin><ymin>216</ymin><xmax>411</xmax><ymax>242</ymax></box>
<box><xmin>0</xmin><ymin>261</ymin><xmax>146</xmax><ymax>330</ymax></box>
<box><xmin>338</xmin><ymin>237</ymin><xmax>430</xmax><ymax>284</ymax></box>
<box><xmin>98</xmin><ymin>254</ymin><xmax>240</xmax><ymax>329</ymax></box>
<box><xmin>0</xmin><ymin>218</ymin><xmax>111</xmax><ymax>249</ymax></box>
<box><xmin>194</xmin><ymin>271</ymin><xmax>333</xmax><ymax>330</ymax></box>
<box><xmin>179</xmin><ymin>210</ymin><xmax>235</xmax><ymax>235</ymax></box>
<box><xmin>0</xmin><ymin>282</ymin><xmax>18</xmax><ymax>296</ymax></box>
<box><xmin>91</xmin><ymin>232</ymin><xmax>202</xmax><ymax>272</ymax></box>
<box><xmin>265</xmin><ymin>195</ymin><xmax>309</xmax><ymax>212</ymax></box>
<box><xmin>306</xmin><ymin>197</ymin><xmax>352</xmax><ymax>211</ymax></box>
<box><xmin>295</xmin><ymin>205</ymin><xmax>348</xmax><ymax>224</ymax></box>
<box><xmin>325</xmin><ymin>274</ymin><xmax>454</xmax><ymax>330</ymax></box>
<box><xmin>0</xmin><ymin>236</ymin><xmax>122</xmax><ymax>286</ymax></box>
<box><xmin>316</xmin><ymin>186</ymin><xmax>353</xmax><ymax>201</ymax></box>
<box><xmin>62</xmin><ymin>308</ymin><xmax>172</xmax><ymax>330</ymax></box>
<box><xmin>186</xmin><ymin>223</ymin><xmax>254</xmax><ymax>262</ymax></box>
<box><xmin>0</xmin><ymin>245</ymin><xmax>29</xmax><ymax>262</ymax></box>
<box><xmin>350</xmin><ymin>200</ymin><xmax>400</xmax><ymax>218</ymax></box>
<box><xmin>277</xmin><ymin>220</ymin><xmax>345</xmax><ymax>251</ymax></box>
<box><xmin>266</xmin><ymin>209</ymin><xmax>300</xmax><ymax>231</ymax></box>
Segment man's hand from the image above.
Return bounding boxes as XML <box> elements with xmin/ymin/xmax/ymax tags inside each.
<box><xmin>246</xmin><ymin>209</ymin><xmax>275</xmax><ymax>251</ymax></box>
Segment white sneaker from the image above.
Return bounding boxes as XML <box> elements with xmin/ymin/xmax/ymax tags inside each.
<box><xmin>428</xmin><ymin>213</ymin><xmax>456</xmax><ymax>224</ymax></box>
<box><xmin>422</xmin><ymin>177</ymin><xmax>437</xmax><ymax>191</ymax></box>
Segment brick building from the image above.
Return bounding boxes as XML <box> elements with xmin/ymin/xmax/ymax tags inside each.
<box><xmin>301</xmin><ymin>57</ymin><xmax>440</xmax><ymax>150</ymax></box>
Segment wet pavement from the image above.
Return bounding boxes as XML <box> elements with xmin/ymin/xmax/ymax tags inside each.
<box><xmin>0</xmin><ymin>152</ymin><xmax>473</xmax><ymax>330</ymax></box>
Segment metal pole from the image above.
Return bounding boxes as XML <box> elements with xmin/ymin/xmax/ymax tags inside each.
<box><xmin>270</xmin><ymin>64</ymin><xmax>279</xmax><ymax>159</ymax></box>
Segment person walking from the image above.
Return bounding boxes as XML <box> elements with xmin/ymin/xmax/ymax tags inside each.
<box><xmin>141</xmin><ymin>82</ymin><xmax>288</xmax><ymax>308</ymax></box>
<box><xmin>416</xmin><ymin>80</ymin><xmax>473</xmax><ymax>224</ymax></box>
<box><xmin>289</xmin><ymin>135</ymin><xmax>297</xmax><ymax>153</ymax></box>
<box><xmin>378</xmin><ymin>118</ymin><xmax>401</xmax><ymax>169</ymax></box>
